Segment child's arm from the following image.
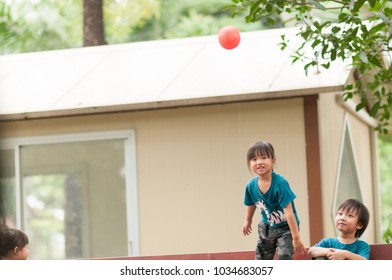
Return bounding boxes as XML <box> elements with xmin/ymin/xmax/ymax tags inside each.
<box><xmin>307</xmin><ymin>246</ymin><xmax>330</xmax><ymax>258</ymax></box>
<box><xmin>326</xmin><ymin>248</ymin><xmax>367</xmax><ymax>260</ymax></box>
<box><xmin>242</xmin><ymin>205</ymin><xmax>256</xmax><ymax>236</ymax></box>
<box><xmin>308</xmin><ymin>247</ymin><xmax>367</xmax><ymax>260</ymax></box>
<box><xmin>283</xmin><ymin>202</ymin><xmax>306</xmax><ymax>254</ymax></box>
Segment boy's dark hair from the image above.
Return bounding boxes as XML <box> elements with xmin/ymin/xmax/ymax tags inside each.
<box><xmin>0</xmin><ymin>226</ymin><xmax>29</xmax><ymax>258</ymax></box>
<box><xmin>338</xmin><ymin>199</ymin><xmax>369</xmax><ymax>238</ymax></box>
<box><xmin>247</xmin><ymin>141</ymin><xmax>275</xmax><ymax>170</ymax></box>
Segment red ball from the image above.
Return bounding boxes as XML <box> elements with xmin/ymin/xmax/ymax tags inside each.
<box><xmin>218</xmin><ymin>26</ymin><xmax>241</xmax><ymax>50</ymax></box>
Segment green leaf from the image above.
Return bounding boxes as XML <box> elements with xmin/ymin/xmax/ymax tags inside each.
<box><xmin>321</xmin><ymin>62</ymin><xmax>330</xmax><ymax>69</ymax></box>
<box><xmin>369</xmin><ymin>0</ymin><xmax>382</xmax><ymax>10</ymax></box>
<box><xmin>359</xmin><ymin>51</ymin><xmax>369</xmax><ymax>63</ymax></box>
<box><xmin>321</xmin><ymin>44</ymin><xmax>328</xmax><ymax>59</ymax></box>
<box><xmin>313</xmin><ymin>21</ymin><xmax>321</xmax><ymax>31</ymax></box>
<box><xmin>338</xmin><ymin>13</ymin><xmax>350</xmax><ymax>21</ymax></box>
<box><xmin>371</xmin><ymin>22</ymin><xmax>387</xmax><ymax>33</ymax></box>
<box><xmin>356</xmin><ymin>102</ymin><xmax>366</xmax><ymax>111</ymax></box>
<box><xmin>331</xmin><ymin>26</ymin><xmax>341</xmax><ymax>33</ymax></box>
<box><xmin>343</xmin><ymin>91</ymin><xmax>353</xmax><ymax>101</ymax></box>
<box><xmin>370</xmin><ymin>102</ymin><xmax>380</xmax><ymax>117</ymax></box>
<box><xmin>331</xmin><ymin>49</ymin><xmax>337</xmax><ymax>60</ymax></box>
<box><xmin>311</xmin><ymin>39</ymin><xmax>321</xmax><ymax>48</ymax></box>
<box><xmin>369</xmin><ymin>55</ymin><xmax>382</xmax><ymax>67</ymax></box>
<box><xmin>266</xmin><ymin>17</ymin><xmax>276</xmax><ymax>25</ymax></box>
<box><xmin>352</xmin><ymin>0</ymin><xmax>366</xmax><ymax>12</ymax></box>
<box><xmin>368</xmin><ymin>0</ymin><xmax>376</xmax><ymax>7</ymax></box>
<box><xmin>360</xmin><ymin>24</ymin><xmax>368</xmax><ymax>35</ymax></box>
<box><xmin>249</xmin><ymin>0</ymin><xmax>263</xmax><ymax>18</ymax></box>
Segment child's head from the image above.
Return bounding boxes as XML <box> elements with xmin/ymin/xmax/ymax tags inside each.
<box><xmin>0</xmin><ymin>226</ymin><xmax>29</xmax><ymax>260</ymax></box>
<box><xmin>247</xmin><ymin>141</ymin><xmax>275</xmax><ymax>170</ymax></box>
<box><xmin>336</xmin><ymin>199</ymin><xmax>369</xmax><ymax>238</ymax></box>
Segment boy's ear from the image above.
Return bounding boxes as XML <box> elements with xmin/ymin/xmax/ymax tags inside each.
<box><xmin>13</xmin><ymin>247</ymin><xmax>20</xmax><ymax>255</ymax></box>
<box><xmin>356</xmin><ymin>223</ymin><xmax>363</xmax><ymax>230</ymax></box>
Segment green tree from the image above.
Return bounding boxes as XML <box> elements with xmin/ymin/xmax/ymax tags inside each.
<box><xmin>157</xmin><ymin>0</ymin><xmax>270</xmax><ymax>39</ymax></box>
<box><xmin>109</xmin><ymin>0</ymin><xmax>267</xmax><ymax>42</ymax></box>
<box><xmin>228</xmin><ymin>0</ymin><xmax>392</xmax><ymax>133</ymax></box>
<box><xmin>0</xmin><ymin>1</ymin><xmax>10</xmax><ymax>33</ymax></box>
<box><xmin>104</xmin><ymin>0</ymin><xmax>161</xmax><ymax>43</ymax></box>
<box><xmin>1</xmin><ymin>0</ymin><xmax>267</xmax><ymax>54</ymax></box>
<box><xmin>0</xmin><ymin>0</ymin><xmax>14</xmax><ymax>46</ymax></box>
<box><xmin>2</xmin><ymin>0</ymin><xmax>83</xmax><ymax>53</ymax></box>
<box><xmin>0</xmin><ymin>0</ymin><xmax>159</xmax><ymax>53</ymax></box>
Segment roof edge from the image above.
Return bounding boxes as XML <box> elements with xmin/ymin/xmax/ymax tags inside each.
<box><xmin>0</xmin><ymin>85</ymin><xmax>344</xmax><ymax>122</ymax></box>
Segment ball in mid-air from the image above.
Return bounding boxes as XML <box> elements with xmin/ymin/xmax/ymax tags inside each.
<box><xmin>218</xmin><ymin>26</ymin><xmax>241</xmax><ymax>50</ymax></box>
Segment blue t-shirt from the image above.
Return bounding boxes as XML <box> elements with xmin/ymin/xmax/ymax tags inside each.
<box><xmin>315</xmin><ymin>237</ymin><xmax>370</xmax><ymax>259</ymax></box>
<box><xmin>244</xmin><ymin>171</ymin><xmax>300</xmax><ymax>227</ymax></box>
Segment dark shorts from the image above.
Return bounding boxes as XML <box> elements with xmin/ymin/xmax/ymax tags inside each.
<box><xmin>256</xmin><ymin>222</ymin><xmax>294</xmax><ymax>260</ymax></box>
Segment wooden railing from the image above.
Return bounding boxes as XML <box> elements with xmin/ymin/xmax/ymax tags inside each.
<box><xmin>94</xmin><ymin>244</ymin><xmax>392</xmax><ymax>260</ymax></box>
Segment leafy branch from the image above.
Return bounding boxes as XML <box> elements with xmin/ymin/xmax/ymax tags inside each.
<box><xmin>0</xmin><ymin>1</ymin><xmax>14</xmax><ymax>44</ymax></box>
<box><xmin>227</xmin><ymin>0</ymin><xmax>392</xmax><ymax>133</ymax></box>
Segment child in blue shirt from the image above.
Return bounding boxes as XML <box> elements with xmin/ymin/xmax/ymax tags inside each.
<box><xmin>242</xmin><ymin>141</ymin><xmax>306</xmax><ymax>259</ymax></box>
<box><xmin>308</xmin><ymin>198</ymin><xmax>370</xmax><ymax>260</ymax></box>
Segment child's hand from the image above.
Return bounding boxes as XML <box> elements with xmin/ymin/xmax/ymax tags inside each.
<box><xmin>293</xmin><ymin>239</ymin><xmax>307</xmax><ymax>254</ymax></box>
<box><xmin>326</xmin><ymin>248</ymin><xmax>346</xmax><ymax>260</ymax></box>
<box><xmin>242</xmin><ymin>222</ymin><xmax>252</xmax><ymax>236</ymax></box>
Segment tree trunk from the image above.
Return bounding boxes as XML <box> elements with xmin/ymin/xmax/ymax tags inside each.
<box><xmin>83</xmin><ymin>0</ymin><xmax>106</xmax><ymax>46</ymax></box>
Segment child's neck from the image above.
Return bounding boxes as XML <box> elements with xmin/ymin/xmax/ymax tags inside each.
<box><xmin>258</xmin><ymin>174</ymin><xmax>272</xmax><ymax>194</ymax></box>
<box><xmin>338</xmin><ymin>233</ymin><xmax>357</xmax><ymax>244</ymax></box>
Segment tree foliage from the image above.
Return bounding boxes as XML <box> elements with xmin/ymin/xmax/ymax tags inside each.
<box><xmin>2</xmin><ymin>0</ymin><xmax>82</xmax><ymax>53</ymax></box>
<box><xmin>0</xmin><ymin>0</ymin><xmax>14</xmax><ymax>45</ymax></box>
<box><xmin>1</xmin><ymin>0</ymin><xmax>266</xmax><ymax>54</ymax></box>
<box><xmin>228</xmin><ymin>0</ymin><xmax>392</xmax><ymax>133</ymax></box>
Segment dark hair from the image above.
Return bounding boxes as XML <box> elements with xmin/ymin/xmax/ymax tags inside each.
<box><xmin>246</xmin><ymin>141</ymin><xmax>276</xmax><ymax>171</ymax></box>
<box><xmin>337</xmin><ymin>199</ymin><xmax>369</xmax><ymax>238</ymax></box>
<box><xmin>0</xmin><ymin>226</ymin><xmax>29</xmax><ymax>259</ymax></box>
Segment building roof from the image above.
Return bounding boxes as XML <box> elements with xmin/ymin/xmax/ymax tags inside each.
<box><xmin>0</xmin><ymin>27</ymin><xmax>352</xmax><ymax>120</ymax></box>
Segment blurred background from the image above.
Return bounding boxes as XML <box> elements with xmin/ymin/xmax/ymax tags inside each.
<box><xmin>0</xmin><ymin>0</ymin><xmax>390</xmax><ymax>255</ymax></box>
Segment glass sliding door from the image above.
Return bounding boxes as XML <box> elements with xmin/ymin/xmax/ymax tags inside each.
<box><xmin>0</xmin><ymin>130</ymin><xmax>138</xmax><ymax>259</ymax></box>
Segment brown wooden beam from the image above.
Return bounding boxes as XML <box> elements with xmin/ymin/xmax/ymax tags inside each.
<box><xmin>303</xmin><ymin>95</ymin><xmax>324</xmax><ymax>245</ymax></box>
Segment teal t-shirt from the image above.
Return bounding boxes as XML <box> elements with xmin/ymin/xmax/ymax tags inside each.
<box><xmin>315</xmin><ymin>237</ymin><xmax>370</xmax><ymax>259</ymax></box>
<box><xmin>244</xmin><ymin>171</ymin><xmax>300</xmax><ymax>227</ymax></box>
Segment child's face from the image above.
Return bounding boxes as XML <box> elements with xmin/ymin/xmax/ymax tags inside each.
<box><xmin>12</xmin><ymin>244</ymin><xmax>29</xmax><ymax>260</ymax></box>
<box><xmin>335</xmin><ymin>208</ymin><xmax>362</xmax><ymax>235</ymax></box>
<box><xmin>249</xmin><ymin>154</ymin><xmax>274</xmax><ymax>176</ymax></box>
<box><xmin>18</xmin><ymin>245</ymin><xmax>29</xmax><ymax>260</ymax></box>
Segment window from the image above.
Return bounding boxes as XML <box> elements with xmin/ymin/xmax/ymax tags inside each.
<box><xmin>0</xmin><ymin>130</ymin><xmax>139</xmax><ymax>259</ymax></box>
<box><xmin>332</xmin><ymin>115</ymin><xmax>363</xmax><ymax>224</ymax></box>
